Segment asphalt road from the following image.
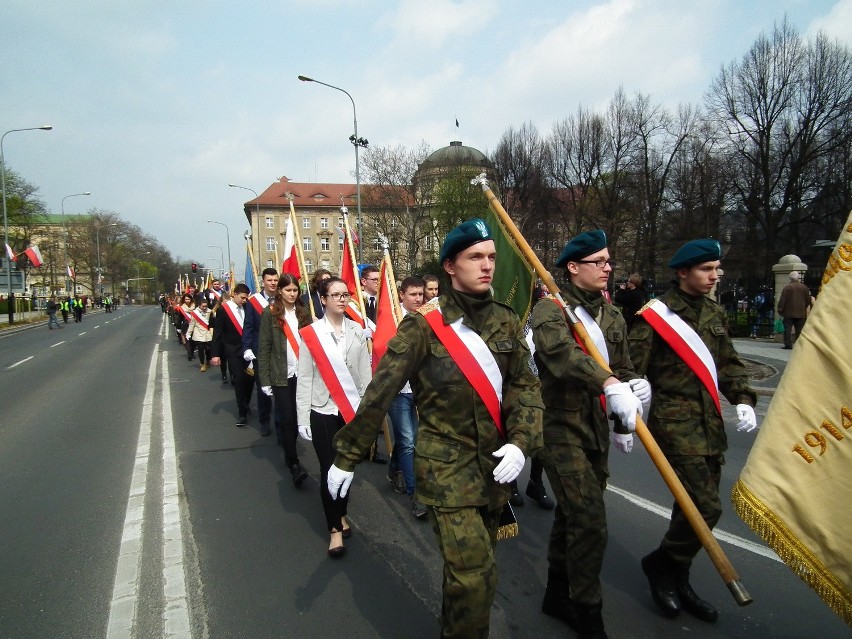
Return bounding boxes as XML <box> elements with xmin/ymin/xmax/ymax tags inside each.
<box><xmin>0</xmin><ymin>307</ymin><xmax>846</xmax><ymax>638</ymax></box>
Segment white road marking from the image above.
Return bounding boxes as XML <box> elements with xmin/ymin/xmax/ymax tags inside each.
<box><xmin>50</xmin><ymin>341</ymin><xmax>65</xmax><ymax>348</ymax></box>
<box><xmin>7</xmin><ymin>356</ymin><xmax>33</xmax><ymax>369</ymax></box>
<box><xmin>607</xmin><ymin>484</ymin><xmax>780</xmax><ymax>562</ymax></box>
<box><xmin>159</xmin><ymin>353</ymin><xmax>192</xmax><ymax>636</ymax></box>
<box><xmin>94</xmin><ymin>325</ymin><xmax>101</xmax><ymax>329</ymax></box>
<box><xmin>107</xmin><ymin>349</ymin><xmax>157</xmax><ymax>638</ymax></box>
<box><xmin>80</xmin><ymin>331</ymin><xmax>87</xmax><ymax>335</ymax></box>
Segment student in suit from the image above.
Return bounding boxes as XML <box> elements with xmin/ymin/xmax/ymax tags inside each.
<box><xmin>210</xmin><ymin>284</ymin><xmax>252</xmax><ymax>427</ymax></box>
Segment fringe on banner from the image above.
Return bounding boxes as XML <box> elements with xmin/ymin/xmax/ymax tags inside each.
<box><xmin>496</xmin><ymin>503</ymin><xmax>519</xmax><ymax>541</ymax></box>
<box><xmin>731</xmin><ymin>479</ymin><xmax>851</xmax><ymax>626</ymax></box>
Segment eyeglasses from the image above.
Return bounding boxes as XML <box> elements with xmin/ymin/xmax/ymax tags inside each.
<box><xmin>365</xmin><ymin>278</ymin><xmax>379</xmax><ymax>283</ymax></box>
<box><xmin>325</xmin><ymin>292</ymin><xmax>351</xmax><ymax>301</ymax></box>
<box><xmin>576</xmin><ymin>259</ymin><xmax>616</xmax><ymax>269</ymax></box>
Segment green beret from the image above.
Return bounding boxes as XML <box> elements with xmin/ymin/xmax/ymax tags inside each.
<box><xmin>555</xmin><ymin>230</ymin><xmax>607</xmax><ymax>268</ymax></box>
<box><xmin>439</xmin><ymin>218</ymin><xmax>492</xmax><ymax>263</ymax></box>
<box><xmin>668</xmin><ymin>239</ymin><xmax>722</xmax><ymax>269</ymax></box>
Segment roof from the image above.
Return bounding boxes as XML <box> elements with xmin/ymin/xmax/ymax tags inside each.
<box><xmin>420</xmin><ymin>141</ymin><xmax>492</xmax><ymax>169</ymax></box>
<box><xmin>242</xmin><ymin>177</ymin><xmax>358</xmax><ymax>212</ymax></box>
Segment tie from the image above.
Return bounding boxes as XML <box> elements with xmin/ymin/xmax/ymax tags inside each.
<box><xmin>237</xmin><ymin>306</ymin><xmax>244</xmax><ymax>321</ymax></box>
<box><xmin>367</xmin><ymin>297</ymin><xmax>376</xmax><ymax>319</ymax></box>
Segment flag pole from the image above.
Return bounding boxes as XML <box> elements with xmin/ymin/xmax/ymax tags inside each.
<box><xmin>341</xmin><ymin>204</ymin><xmax>367</xmax><ymax>322</ymax></box>
<box><xmin>471</xmin><ymin>172</ymin><xmax>752</xmax><ymax>606</ymax></box>
<box><xmin>379</xmin><ymin>233</ymin><xmax>402</xmax><ymax>323</ymax></box>
<box><xmin>287</xmin><ymin>193</ymin><xmax>315</xmax><ymax>321</ymax></box>
<box><xmin>245</xmin><ymin>240</ymin><xmax>261</xmax><ymax>292</ymax></box>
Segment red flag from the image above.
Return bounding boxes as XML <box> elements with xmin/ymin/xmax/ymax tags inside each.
<box><xmin>338</xmin><ymin>228</ymin><xmax>365</xmax><ymax>327</ymax></box>
<box><xmin>67</xmin><ymin>265</ymin><xmax>76</xmax><ymax>280</ymax></box>
<box><xmin>371</xmin><ymin>256</ymin><xmax>400</xmax><ymax>372</ymax></box>
<box><xmin>5</xmin><ymin>243</ymin><xmax>16</xmax><ymax>262</ymax></box>
<box><xmin>24</xmin><ymin>245</ymin><xmax>44</xmax><ymax>267</ymax></box>
<box><xmin>281</xmin><ymin>215</ymin><xmax>300</xmax><ymax>278</ymax></box>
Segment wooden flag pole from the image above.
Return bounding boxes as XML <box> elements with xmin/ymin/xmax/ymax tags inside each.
<box><xmin>287</xmin><ymin>193</ymin><xmax>316</xmax><ymax>321</ymax></box>
<box><xmin>471</xmin><ymin>172</ymin><xmax>752</xmax><ymax>606</ymax></box>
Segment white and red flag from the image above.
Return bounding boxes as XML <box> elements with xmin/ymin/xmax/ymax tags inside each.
<box><xmin>371</xmin><ymin>252</ymin><xmax>402</xmax><ymax>372</ymax></box>
<box><xmin>281</xmin><ymin>213</ymin><xmax>301</xmax><ymax>279</ymax></box>
<box><xmin>67</xmin><ymin>265</ymin><xmax>76</xmax><ymax>280</ymax></box>
<box><xmin>5</xmin><ymin>243</ymin><xmax>16</xmax><ymax>262</ymax></box>
<box><xmin>24</xmin><ymin>245</ymin><xmax>44</xmax><ymax>267</ymax></box>
<box><xmin>337</xmin><ymin>224</ymin><xmax>365</xmax><ymax>327</ymax></box>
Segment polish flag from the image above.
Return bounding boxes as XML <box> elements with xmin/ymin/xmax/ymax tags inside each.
<box><xmin>371</xmin><ymin>255</ymin><xmax>401</xmax><ymax>372</ymax></box>
<box><xmin>67</xmin><ymin>265</ymin><xmax>76</xmax><ymax>280</ymax></box>
<box><xmin>24</xmin><ymin>245</ymin><xmax>44</xmax><ymax>267</ymax></box>
<box><xmin>338</xmin><ymin>228</ymin><xmax>365</xmax><ymax>327</ymax></box>
<box><xmin>5</xmin><ymin>243</ymin><xmax>16</xmax><ymax>262</ymax></box>
<box><xmin>281</xmin><ymin>215</ymin><xmax>301</xmax><ymax>279</ymax></box>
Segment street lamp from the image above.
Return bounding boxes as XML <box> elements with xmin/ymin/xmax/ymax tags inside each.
<box><xmin>208</xmin><ymin>244</ymin><xmax>225</xmax><ymax>276</ymax></box>
<box><xmin>298</xmin><ymin>74</ymin><xmax>366</xmax><ymax>263</ymax></box>
<box><xmin>135</xmin><ymin>251</ymin><xmax>151</xmax><ymax>303</ymax></box>
<box><xmin>61</xmin><ymin>191</ymin><xmax>91</xmax><ymax>293</ymax></box>
<box><xmin>96</xmin><ymin>223</ymin><xmax>118</xmax><ymax>295</ymax></box>
<box><xmin>206</xmin><ymin>218</ymin><xmax>232</xmax><ymax>286</ymax></box>
<box><xmin>1</xmin><ymin>125</ymin><xmax>52</xmax><ymax>322</ymax></box>
<box><xmin>227</xmin><ymin>184</ymin><xmax>257</xmax><ymax>275</ymax></box>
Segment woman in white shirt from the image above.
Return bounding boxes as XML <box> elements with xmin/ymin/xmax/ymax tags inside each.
<box><xmin>296</xmin><ymin>277</ymin><xmax>371</xmax><ymax>557</ymax></box>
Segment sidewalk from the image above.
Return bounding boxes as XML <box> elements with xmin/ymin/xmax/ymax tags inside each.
<box><xmin>0</xmin><ymin>307</ymin><xmax>111</xmax><ymax>334</ymax></box>
<box><xmin>733</xmin><ymin>337</ymin><xmax>792</xmax><ymax>396</ymax></box>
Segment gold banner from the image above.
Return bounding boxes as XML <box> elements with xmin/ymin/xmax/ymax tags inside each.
<box><xmin>732</xmin><ymin>212</ymin><xmax>852</xmax><ymax>626</ymax></box>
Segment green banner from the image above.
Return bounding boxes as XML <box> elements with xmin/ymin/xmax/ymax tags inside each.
<box><xmin>483</xmin><ymin>207</ymin><xmax>535</xmax><ymax>323</ymax></box>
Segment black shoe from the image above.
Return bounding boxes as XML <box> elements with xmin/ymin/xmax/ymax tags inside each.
<box><xmin>509</xmin><ymin>485</ymin><xmax>524</xmax><ymax>507</ymax></box>
<box><xmin>525</xmin><ymin>479</ymin><xmax>555</xmax><ymax>510</ymax></box>
<box><xmin>782</xmin><ymin>345</ymin><xmax>792</xmax><ymax>349</ymax></box>
<box><xmin>641</xmin><ymin>550</ymin><xmax>681</xmax><ymax>618</ymax></box>
<box><xmin>259</xmin><ymin>422</ymin><xmax>271</xmax><ymax>437</ymax></box>
<box><xmin>387</xmin><ymin>470</ymin><xmax>406</xmax><ymax>494</ymax></box>
<box><xmin>371</xmin><ymin>453</ymin><xmax>387</xmax><ymax>464</ymax></box>
<box><xmin>541</xmin><ymin>570</ymin><xmax>578</xmax><ymax>629</ymax></box>
<box><xmin>411</xmin><ymin>496</ymin><xmax>428</xmax><ymax>519</ymax></box>
<box><xmin>236</xmin><ymin>415</ymin><xmax>247</xmax><ymax>428</ymax></box>
<box><xmin>290</xmin><ymin>463</ymin><xmax>308</xmax><ymax>487</ymax></box>
<box><xmin>327</xmin><ymin>545</ymin><xmax>346</xmax><ymax>558</ymax></box>
<box><xmin>675</xmin><ymin>571</ymin><xmax>718</xmax><ymax>622</ymax></box>
<box><xmin>221</xmin><ymin>377</ymin><xmax>228</xmax><ymax>384</ymax></box>
<box><xmin>575</xmin><ymin>602</ymin><xmax>608</xmax><ymax>639</ymax></box>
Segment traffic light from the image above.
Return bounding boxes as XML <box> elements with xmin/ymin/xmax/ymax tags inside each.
<box><xmin>191</xmin><ymin>263</ymin><xmax>197</xmax><ymax>273</ymax></box>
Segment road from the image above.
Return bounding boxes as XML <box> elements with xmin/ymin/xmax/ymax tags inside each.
<box><xmin>0</xmin><ymin>307</ymin><xmax>846</xmax><ymax>638</ymax></box>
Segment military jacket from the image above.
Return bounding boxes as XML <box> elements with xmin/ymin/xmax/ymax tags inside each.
<box><xmin>628</xmin><ymin>288</ymin><xmax>757</xmax><ymax>456</ymax></box>
<box><xmin>531</xmin><ymin>288</ymin><xmax>637</xmax><ymax>451</ymax></box>
<box><xmin>333</xmin><ymin>291</ymin><xmax>543</xmax><ymax>511</ymax></box>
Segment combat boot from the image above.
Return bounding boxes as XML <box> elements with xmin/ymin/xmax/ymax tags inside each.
<box><xmin>541</xmin><ymin>569</ymin><xmax>578</xmax><ymax>629</ymax></box>
<box><xmin>575</xmin><ymin>601</ymin><xmax>608</xmax><ymax>639</ymax></box>
<box><xmin>525</xmin><ymin>478</ymin><xmax>555</xmax><ymax>510</ymax></box>
<box><xmin>641</xmin><ymin>548</ymin><xmax>681</xmax><ymax>618</ymax></box>
<box><xmin>675</xmin><ymin>565</ymin><xmax>718</xmax><ymax>622</ymax></box>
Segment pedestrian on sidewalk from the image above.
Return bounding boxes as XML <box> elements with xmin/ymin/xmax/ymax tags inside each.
<box><xmin>46</xmin><ymin>295</ymin><xmax>61</xmax><ymax>329</ymax></box>
<box><xmin>777</xmin><ymin>272</ymin><xmax>812</xmax><ymax>349</ymax></box>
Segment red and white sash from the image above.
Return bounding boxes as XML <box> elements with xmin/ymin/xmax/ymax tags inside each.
<box><xmin>190</xmin><ymin>308</ymin><xmax>210</xmax><ymax>331</ymax></box>
<box><xmin>209</xmin><ymin>288</ymin><xmax>222</xmax><ymax>300</ymax></box>
<box><xmin>639</xmin><ymin>299</ymin><xmax>721</xmax><ymax>415</ymax></box>
<box><xmin>344</xmin><ymin>300</ymin><xmax>367</xmax><ymax>328</ymax></box>
<box><xmin>177</xmin><ymin>305</ymin><xmax>193</xmax><ymax>324</ymax></box>
<box><xmin>248</xmin><ymin>293</ymin><xmax>269</xmax><ymax>316</ymax></box>
<box><xmin>278</xmin><ymin>315</ymin><xmax>300</xmax><ymax>359</ymax></box>
<box><xmin>421</xmin><ymin>305</ymin><xmax>505</xmax><ymax>437</ymax></box>
<box><xmin>221</xmin><ymin>301</ymin><xmax>244</xmax><ymax>336</ymax></box>
<box><xmin>300</xmin><ymin>323</ymin><xmax>361</xmax><ymax>423</ymax></box>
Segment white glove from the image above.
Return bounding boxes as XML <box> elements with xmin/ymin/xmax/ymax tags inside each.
<box><xmin>261</xmin><ymin>386</ymin><xmax>273</xmax><ymax>397</ymax></box>
<box><xmin>298</xmin><ymin>423</ymin><xmax>312</xmax><ymax>441</ymax></box>
<box><xmin>492</xmin><ymin>443</ymin><xmax>525</xmax><ymax>484</ymax></box>
<box><xmin>603</xmin><ymin>382</ymin><xmax>642</xmax><ymax>432</ymax></box>
<box><xmin>327</xmin><ymin>463</ymin><xmax>354</xmax><ymax>499</ymax></box>
<box><xmin>736</xmin><ymin>404</ymin><xmax>758</xmax><ymax>432</ymax></box>
<box><xmin>628</xmin><ymin>378</ymin><xmax>652</xmax><ymax>413</ymax></box>
<box><xmin>610</xmin><ymin>431</ymin><xmax>634</xmax><ymax>454</ymax></box>
<box><xmin>363</xmin><ymin>327</ymin><xmax>373</xmax><ymax>339</ymax></box>
<box><xmin>243</xmin><ymin>349</ymin><xmax>256</xmax><ymax>362</ymax></box>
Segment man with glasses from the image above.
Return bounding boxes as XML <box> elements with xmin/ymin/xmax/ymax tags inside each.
<box><xmin>360</xmin><ymin>265</ymin><xmax>380</xmax><ymax>324</ymax></box>
<box><xmin>531</xmin><ymin>230</ymin><xmax>647</xmax><ymax>638</ymax></box>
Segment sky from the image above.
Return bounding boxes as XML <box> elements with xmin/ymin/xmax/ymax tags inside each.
<box><xmin>3</xmin><ymin>0</ymin><xmax>851</xmax><ymax>266</ymax></box>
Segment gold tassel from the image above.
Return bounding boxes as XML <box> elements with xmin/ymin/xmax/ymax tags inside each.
<box><xmin>496</xmin><ymin>503</ymin><xmax>519</xmax><ymax>541</ymax></box>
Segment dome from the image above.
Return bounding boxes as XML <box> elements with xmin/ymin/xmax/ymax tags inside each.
<box><xmin>420</xmin><ymin>141</ymin><xmax>492</xmax><ymax>170</ymax></box>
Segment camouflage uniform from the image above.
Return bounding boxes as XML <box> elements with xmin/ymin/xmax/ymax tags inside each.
<box><xmin>334</xmin><ymin>287</ymin><xmax>543</xmax><ymax>639</ymax></box>
<box><xmin>531</xmin><ymin>283</ymin><xmax>637</xmax><ymax>606</ymax></box>
<box><xmin>628</xmin><ymin>287</ymin><xmax>757</xmax><ymax>563</ymax></box>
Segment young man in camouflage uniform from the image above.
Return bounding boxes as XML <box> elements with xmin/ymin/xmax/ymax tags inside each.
<box><xmin>531</xmin><ymin>230</ymin><xmax>647</xmax><ymax>639</ymax></box>
<box><xmin>628</xmin><ymin>239</ymin><xmax>758</xmax><ymax>623</ymax></box>
<box><xmin>328</xmin><ymin>218</ymin><xmax>543</xmax><ymax>639</ymax></box>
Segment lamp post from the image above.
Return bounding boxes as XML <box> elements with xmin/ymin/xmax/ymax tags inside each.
<box><xmin>298</xmin><ymin>74</ymin><xmax>366</xmax><ymax>263</ymax></box>
<box><xmin>227</xmin><ymin>184</ymin><xmax>257</xmax><ymax>276</ymax></box>
<box><xmin>206</xmin><ymin>218</ymin><xmax>232</xmax><ymax>286</ymax></box>
<box><xmin>136</xmin><ymin>251</ymin><xmax>151</xmax><ymax>303</ymax></box>
<box><xmin>61</xmin><ymin>192</ymin><xmax>91</xmax><ymax>293</ymax></box>
<box><xmin>2</xmin><ymin>125</ymin><xmax>52</xmax><ymax>322</ymax></box>
<box><xmin>96</xmin><ymin>223</ymin><xmax>118</xmax><ymax>296</ymax></box>
<box><xmin>208</xmin><ymin>244</ymin><xmax>225</xmax><ymax>277</ymax></box>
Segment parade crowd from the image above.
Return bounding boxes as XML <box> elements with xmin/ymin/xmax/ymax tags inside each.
<box><xmin>161</xmin><ymin>221</ymin><xmax>759</xmax><ymax>639</ymax></box>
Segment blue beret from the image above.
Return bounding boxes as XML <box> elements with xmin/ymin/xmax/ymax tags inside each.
<box><xmin>668</xmin><ymin>239</ymin><xmax>722</xmax><ymax>269</ymax></box>
<box><xmin>439</xmin><ymin>218</ymin><xmax>493</xmax><ymax>263</ymax></box>
<box><xmin>555</xmin><ymin>230</ymin><xmax>607</xmax><ymax>268</ymax></box>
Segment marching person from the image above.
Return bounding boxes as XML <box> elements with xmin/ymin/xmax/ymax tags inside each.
<box><xmin>177</xmin><ymin>292</ymin><xmax>197</xmax><ymax>360</ymax></box>
<box><xmin>300</xmin><ymin>268</ymin><xmax>332</xmax><ymax>319</ymax></box>
<box><xmin>328</xmin><ymin>219</ymin><xmax>543</xmax><ymax>638</ymax></box>
<box><xmin>210</xmin><ymin>284</ymin><xmax>253</xmax><ymax>427</ymax></box>
<box><xmin>532</xmin><ymin>230</ymin><xmax>646</xmax><ymax>639</ymax></box>
<box><xmin>296</xmin><ymin>276</ymin><xmax>371</xmax><ymax>558</ymax></box>
<box><xmin>628</xmin><ymin>239</ymin><xmax>758</xmax><ymax>623</ymax></box>
<box><xmin>422</xmin><ymin>273</ymin><xmax>440</xmax><ymax>302</ymax></box>
<box><xmin>186</xmin><ymin>296</ymin><xmax>213</xmax><ymax>372</ymax></box>
<box><xmin>242</xmin><ymin>267</ymin><xmax>278</xmax><ymax>436</ymax></box>
<box><xmin>258</xmin><ymin>274</ymin><xmax>312</xmax><ymax>486</ymax></box>
<box><xmin>777</xmin><ymin>271</ymin><xmax>812</xmax><ymax>349</ymax></box>
<box><xmin>202</xmin><ymin>277</ymin><xmax>225</xmax><ymax>308</ymax></box>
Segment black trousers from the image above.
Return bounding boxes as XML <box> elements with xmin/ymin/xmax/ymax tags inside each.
<box><xmin>227</xmin><ymin>353</ymin><xmax>253</xmax><ymax>417</ymax></box>
<box><xmin>272</xmin><ymin>381</ymin><xmax>300</xmax><ymax>466</ymax></box>
<box><xmin>252</xmin><ymin>369</ymin><xmax>273</xmax><ymax>425</ymax></box>
<box><xmin>196</xmin><ymin>341</ymin><xmax>211</xmax><ymax>365</ymax></box>
<box><xmin>310</xmin><ymin>410</ymin><xmax>349</xmax><ymax>532</ymax></box>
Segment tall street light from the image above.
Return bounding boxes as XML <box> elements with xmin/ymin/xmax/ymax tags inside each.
<box><xmin>96</xmin><ymin>223</ymin><xmax>118</xmax><ymax>295</ymax></box>
<box><xmin>298</xmin><ymin>75</ymin><xmax>367</xmax><ymax>263</ymax></box>
<box><xmin>1</xmin><ymin>125</ymin><xmax>52</xmax><ymax>322</ymax></box>
<box><xmin>208</xmin><ymin>244</ymin><xmax>225</xmax><ymax>276</ymax></box>
<box><xmin>135</xmin><ymin>251</ymin><xmax>151</xmax><ymax>303</ymax></box>
<box><xmin>61</xmin><ymin>191</ymin><xmax>91</xmax><ymax>293</ymax></box>
<box><xmin>206</xmin><ymin>219</ymin><xmax>232</xmax><ymax>286</ymax></box>
<box><xmin>228</xmin><ymin>184</ymin><xmax>257</xmax><ymax>276</ymax></box>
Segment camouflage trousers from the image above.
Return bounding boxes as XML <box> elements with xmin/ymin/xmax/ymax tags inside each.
<box><xmin>428</xmin><ymin>505</ymin><xmax>500</xmax><ymax>639</ymax></box>
<box><xmin>541</xmin><ymin>443</ymin><xmax>609</xmax><ymax>605</ymax></box>
<box><xmin>661</xmin><ymin>454</ymin><xmax>724</xmax><ymax>564</ymax></box>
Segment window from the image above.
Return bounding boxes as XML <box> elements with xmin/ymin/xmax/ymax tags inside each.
<box><xmin>266</xmin><ymin>237</ymin><xmax>276</xmax><ymax>251</ymax></box>
<box><xmin>337</xmin><ymin>217</ymin><xmax>343</xmax><ymax>228</ymax></box>
<box><xmin>338</xmin><ymin>234</ymin><xmax>344</xmax><ymax>249</ymax></box>
<box><xmin>305</xmin><ymin>260</ymin><xmax>313</xmax><ymax>274</ymax></box>
<box><xmin>302</xmin><ymin>217</ymin><xmax>311</xmax><ymax>229</ymax></box>
<box><xmin>320</xmin><ymin>217</ymin><xmax>329</xmax><ymax>229</ymax></box>
<box><xmin>321</xmin><ymin>259</ymin><xmax>330</xmax><ymax>269</ymax></box>
<box><xmin>373</xmin><ymin>238</ymin><xmax>382</xmax><ymax>252</ymax></box>
<box><xmin>303</xmin><ymin>236</ymin><xmax>313</xmax><ymax>251</ymax></box>
<box><xmin>320</xmin><ymin>237</ymin><xmax>330</xmax><ymax>251</ymax></box>
<box><xmin>265</xmin><ymin>217</ymin><xmax>274</xmax><ymax>229</ymax></box>
<box><xmin>425</xmin><ymin>234</ymin><xmax>433</xmax><ymax>250</ymax></box>
<box><xmin>266</xmin><ymin>259</ymin><xmax>273</xmax><ymax>267</ymax></box>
